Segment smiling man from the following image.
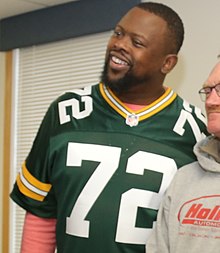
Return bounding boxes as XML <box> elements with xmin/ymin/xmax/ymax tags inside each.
<box><xmin>101</xmin><ymin>4</ymin><xmax>181</xmax><ymax>105</ymax></box>
<box><xmin>10</xmin><ymin>2</ymin><xmax>208</xmax><ymax>253</ymax></box>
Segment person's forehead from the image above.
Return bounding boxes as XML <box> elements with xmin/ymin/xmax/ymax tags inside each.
<box><xmin>204</xmin><ymin>62</ymin><xmax>220</xmax><ymax>87</ymax></box>
<box><xmin>116</xmin><ymin>7</ymin><xmax>168</xmax><ymax>44</ymax></box>
<box><xmin>118</xmin><ymin>7</ymin><xmax>166</xmax><ymax>28</ymax></box>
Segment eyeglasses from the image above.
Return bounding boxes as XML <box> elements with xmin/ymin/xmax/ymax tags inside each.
<box><xmin>198</xmin><ymin>83</ymin><xmax>220</xmax><ymax>101</ymax></box>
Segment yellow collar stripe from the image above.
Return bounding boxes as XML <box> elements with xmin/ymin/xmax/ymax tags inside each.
<box><xmin>99</xmin><ymin>83</ymin><xmax>177</xmax><ymax>121</ymax></box>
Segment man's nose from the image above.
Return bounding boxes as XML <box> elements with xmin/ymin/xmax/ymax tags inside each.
<box><xmin>114</xmin><ymin>36</ymin><xmax>131</xmax><ymax>51</ymax></box>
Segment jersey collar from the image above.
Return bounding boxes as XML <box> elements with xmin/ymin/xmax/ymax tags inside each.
<box><xmin>99</xmin><ymin>83</ymin><xmax>177</xmax><ymax>127</ymax></box>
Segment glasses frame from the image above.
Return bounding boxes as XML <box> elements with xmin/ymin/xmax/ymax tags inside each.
<box><xmin>198</xmin><ymin>83</ymin><xmax>220</xmax><ymax>102</ymax></box>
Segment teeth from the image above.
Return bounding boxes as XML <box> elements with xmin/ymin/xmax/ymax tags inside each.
<box><xmin>112</xmin><ymin>56</ymin><xmax>128</xmax><ymax>65</ymax></box>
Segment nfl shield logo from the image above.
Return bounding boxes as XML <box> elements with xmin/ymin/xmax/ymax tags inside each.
<box><xmin>126</xmin><ymin>113</ymin><xmax>139</xmax><ymax>127</ymax></box>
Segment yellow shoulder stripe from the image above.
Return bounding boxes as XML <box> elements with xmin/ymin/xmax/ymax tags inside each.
<box><xmin>16</xmin><ymin>175</ymin><xmax>44</xmax><ymax>202</ymax></box>
<box><xmin>22</xmin><ymin>162</ymin><xmax>52</xmax><ymax>192</ymax></box>
<box><xmin>16</xmin><ymin>162</ymin><xmax>52</xmax><ymax>202</ymax></box>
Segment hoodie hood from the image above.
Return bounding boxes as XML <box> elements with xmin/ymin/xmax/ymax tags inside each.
<box><xmin>194</xmin><ymin>135</ymin><xmax>220</xmax><ymax>173</ymax></box>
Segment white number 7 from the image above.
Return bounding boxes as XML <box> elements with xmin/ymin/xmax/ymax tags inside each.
<box><xmin>173</xmin><ymin>109</ymin><xmax>205</xmax><ymax>142</ymax></box>
<box><xmin>66</xmin><ymin>143</ymin><xmax>121</xmax><ymax>237</ymax></box>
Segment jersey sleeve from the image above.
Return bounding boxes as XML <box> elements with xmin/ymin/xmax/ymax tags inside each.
<box><xmin>10</xmin><ymin>99</ymin><xmax>59</xmax><ymax>218</ymax></box>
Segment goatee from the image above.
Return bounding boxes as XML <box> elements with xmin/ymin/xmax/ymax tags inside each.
<box><xmin>100</xmin><ymin>61</ymin><xmax>144</xmax><ymax>94</ymax></box>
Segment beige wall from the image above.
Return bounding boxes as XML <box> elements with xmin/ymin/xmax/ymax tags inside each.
<box><xmin>0</xmin><ymin>52</ymin><xmax>5</xmax><ymax>249</ymax></box>
<box><xmin>151</xmin><ymin>0</ymin><xmax>220</xmax><ymax>114</ymax></box>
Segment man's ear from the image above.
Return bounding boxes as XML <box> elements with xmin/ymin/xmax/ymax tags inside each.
<box><xmin>161</xmin><ymin>54</ymin><xmax>178</xmax><ymax>74</ymax></box>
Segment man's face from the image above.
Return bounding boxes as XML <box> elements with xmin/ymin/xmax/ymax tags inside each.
<box><xmin>101</xmin><ymin>7</ymin><xmax>170</xmax><ymax>93</ymax></box>
<box><xmin>204</xmin><ymin>62</ymin><xmax>220</xmax><ymax>138</ymax></box>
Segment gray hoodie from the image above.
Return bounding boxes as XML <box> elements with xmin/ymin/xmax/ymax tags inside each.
<box><xmin>146</xmin><ymin>136</ymin><xmax>220</xmax><ymax>253</ymax></box>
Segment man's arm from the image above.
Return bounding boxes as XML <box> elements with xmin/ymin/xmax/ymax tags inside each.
<box><xmin>21</xmin><ymin>212</ymin><xmax>57</xmax><ymax>253</ymax></box>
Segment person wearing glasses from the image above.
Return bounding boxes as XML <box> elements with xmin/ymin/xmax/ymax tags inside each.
<box><xmin>146</xmin><ymin>61</ymin><xmax>220</xmax><ymax>253</ymax></box>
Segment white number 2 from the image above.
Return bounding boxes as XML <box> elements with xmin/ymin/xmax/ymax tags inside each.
<box><xmin>116</xmin><ymin>151</ymin><xmax>177</xmax><ymax>244</ymax></box>
<box><xmin>66</xmin><ymin>143</ymin><xmax>177</xmax><ymax>244</ymax></box>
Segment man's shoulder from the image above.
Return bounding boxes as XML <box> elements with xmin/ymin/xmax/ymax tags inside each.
<box><xmin>175</xmin><ymin>161</ymin><xmax>202</xmax><ymax>182</ymax></box>
<box><xmin>50</xmin><ymin>84</ymin><xmax>99</xmax><ymax>104</ymax></box>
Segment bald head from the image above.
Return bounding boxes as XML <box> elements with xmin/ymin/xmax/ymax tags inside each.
<box><xmin>204</xmin><ymin>61</ymin><xmax>220</xmax><ymax>87</ymax></box>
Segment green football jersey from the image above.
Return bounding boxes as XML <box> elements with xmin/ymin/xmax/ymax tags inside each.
<box><xmin>11</xmin><ymin>83</ymin><xmax>208</xmax><ymax>253</ymax></box>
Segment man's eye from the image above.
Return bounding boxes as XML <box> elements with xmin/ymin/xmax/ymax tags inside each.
<box><xmin>133</xmin><ymin>40</ymin><xmax>143</xmax><ymax>47</ymax></box>
<box><xmin>113</xmin><ymin>30</ymin><xmax>122</xmax><ymax>37</ymax></box>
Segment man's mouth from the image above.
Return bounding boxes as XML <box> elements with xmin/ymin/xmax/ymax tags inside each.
<box><xmin>207</xmin><ymin>108</ymin><xmax>220</xmax><ymax>114</ymax></box>
<box><xmin>108</xmin><ymin>55</ymin><xmax>131</xmax><ymax>72</ymax></box>
<box><xmin>111</xmin><ymin>56</ymin><xmax>129</xmax><ymax>66</ymax></box>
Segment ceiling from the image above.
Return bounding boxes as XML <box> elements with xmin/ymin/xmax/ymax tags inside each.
<box><xmin>0</xmin><ymin>0</ymin><xmax>77</xmax><ymax>20</ymax></box>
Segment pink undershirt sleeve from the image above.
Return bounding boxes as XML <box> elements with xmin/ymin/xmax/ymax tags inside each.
<box><xmin>21</xmin><ymin>212</ymin><xmax>57</xmax><ymax>253</ymax></box>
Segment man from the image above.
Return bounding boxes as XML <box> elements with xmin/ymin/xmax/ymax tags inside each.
<box><xmin>10</xmin><ymin>2</ymin><xmax>208</xmax><ymax>253</ymax></box>
<box><xmin>146</xmin><ymin>60</ymin><xmax>220</xmax><ymax>253</ymax></box>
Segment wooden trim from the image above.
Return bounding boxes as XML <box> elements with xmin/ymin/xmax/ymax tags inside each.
<box><xmin>2</xmin><ymin>51</ymin><xmax>13</xmax><ymax>253</ymax></box>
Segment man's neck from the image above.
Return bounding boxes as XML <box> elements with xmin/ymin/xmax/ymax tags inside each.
<box><xmin>113</xmin><ymin>86</ymin><xmax>166</xmax><ymax>106</ymax></box>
